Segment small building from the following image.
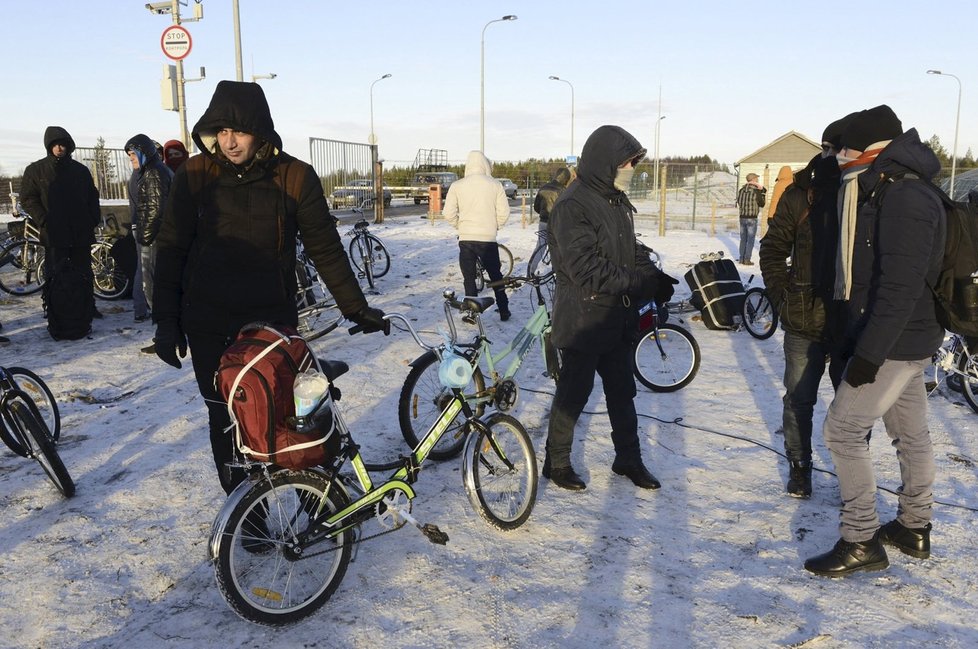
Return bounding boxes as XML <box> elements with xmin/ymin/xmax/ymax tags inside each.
<box><xmin>735</xmin><ymin>131</ymin><xmax>821</xmax><ymax>223</ymax></box>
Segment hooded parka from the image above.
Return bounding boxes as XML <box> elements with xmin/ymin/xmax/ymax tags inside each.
<box><xmin>125</xmin><ymin>133</ymin><xmax>173</xmax><ymax>247</ymax></box>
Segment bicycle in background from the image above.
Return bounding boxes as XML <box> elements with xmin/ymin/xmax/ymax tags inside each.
<box><xmin>474</xmin><ymin>242</ymin><xmax>514</xmax><ymax>291</ymax></box>
<box><xmin>345</xmin><ymin>202</ymin><xmax>391</xmax><ymax>291</ymax></box>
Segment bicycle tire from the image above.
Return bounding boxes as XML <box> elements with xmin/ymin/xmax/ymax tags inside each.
<box><xmin>91</xmin><ymin>242</ymin><xmax>130</xmax><ymax>300</ymax></box>
<box><xmin>462</xmin><ymin>412</ymin><xmax>537</xmax><ymax>530</ymax></box>
<box><xmin>742</xmin><ymin>286</ymin><xmax>778</xmax><ymax>340</ymax></box>
<box><xmin>957</xmin><ymin>351</ymin><xmax>978</xmax><ymax>414</ymax></box>
<box><xmin>348</xmin><ymin>233</ymin><xmax>391</xmax><ymax>279</ymax></box>
<box><xmin>527</xmin><ymin>242</ymin><xmax>553</xmax><ymax>281</ymax></box>
<box><xmin>474</xmin><ymin>243</ymin><xmax>514</xmax><ymax>292</ymax></box>
<box><xmin>8</xmin><ymin>367</ymin><xmax>60</xmax><ymax>441</ymax></box>
<box><xmin>10</xmin><ymin>400</ymin><xmax>75</xmax><ymax>497</ymax></box>
<box><xmin>214</xmin><ymin>470</ymin><xmax>352</xmax><ymax>626</ymax></box>
<box><xmin>0</xmin><ymin>239</ymin><xmax>45</xmax><ymax>295</ymax></box>
<box><xmin>349</xmin><ymin>235</ymin><xmax>375</xmax><ymax>289</ymax></box>
<box><xmin>398</xmin><ymin>350</ymin><xmax>486</xmax><ymax>461</ymax></box>
<box><xmin>633</xmin><ymin>323</ymin><xmax>700</xmax><ymax>392</ymax></box>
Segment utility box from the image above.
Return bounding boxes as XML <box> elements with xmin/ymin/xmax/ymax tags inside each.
<box><xmin>161</xmin><ymin>64</ymin><xmax>178</xmax><ymax>112</ymax></box>
<box><xmin>428</xmin><ymin>184</ymin><xmax>442</xmax><ymax>214</ymax></box>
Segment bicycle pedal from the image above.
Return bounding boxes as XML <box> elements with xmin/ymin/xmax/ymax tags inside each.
<box><xmin>420</xmin><ymin>523</ymin><xmax>449</xmax><ymax>545</ymax></box>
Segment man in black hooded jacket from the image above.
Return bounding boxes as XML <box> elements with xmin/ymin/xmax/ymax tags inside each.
<box><xmin>153</xmin><ymin>81</ymin><xmax>387</xmax><ymax>494</ymax></box>
<box><xmin>544</xmin><ymin>125</ymin><xmax>677</xmax><ymax>491</ymax></box>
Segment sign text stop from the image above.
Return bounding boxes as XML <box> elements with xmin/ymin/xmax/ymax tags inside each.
<box><xmin>161</xmin><ymin>25</ymin><xmax>192</xmax><ymax>61</ymax></box>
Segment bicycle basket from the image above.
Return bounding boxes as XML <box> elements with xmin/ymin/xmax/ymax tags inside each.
<box><xmin>7</xmin><ymin>221</ymin><xmax>25</xmax><ymax>239</ymax></box>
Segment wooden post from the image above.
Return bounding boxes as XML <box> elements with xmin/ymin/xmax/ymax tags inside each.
<box><xmin>658</xmin><ymin>163</ymin><xmax>667</xmax><ymax>236</ymax></box>
<box><xmin>711</xmin><ymin>200</ymin><xmax>717</xmax><ymax>236</ymax></box>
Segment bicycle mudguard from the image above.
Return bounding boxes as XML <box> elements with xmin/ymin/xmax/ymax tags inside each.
<box><xmin>208</xmin><ymin>473</ymin><xmax>264</xmax><ymax>562</ymax></box>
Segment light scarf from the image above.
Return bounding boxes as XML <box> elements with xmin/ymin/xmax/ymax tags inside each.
<box><xmin>833</xmin><ymin>144</ymin><xmax>890</xmax><ymax>300</ymax></box>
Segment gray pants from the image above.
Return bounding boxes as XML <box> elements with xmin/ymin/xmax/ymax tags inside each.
<box><xmin>822</xmin><ymin>357</ymin><xmax>934</xmax><ymax>542</ymax></box>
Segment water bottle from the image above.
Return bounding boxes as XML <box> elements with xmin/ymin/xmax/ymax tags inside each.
<box><xmin>293</xmin><ymin>369</ymin><xmax>329</xmax><ymax>417</ymax></box>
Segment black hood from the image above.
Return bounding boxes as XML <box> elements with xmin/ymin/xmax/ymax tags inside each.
<box><xmin>577</xmin><ymin>125</ymin><xmax>646</xmax><ymax>198</ymax></box>
<box><xmin>192</xmin><ymin>80</ymin><xmax>283</xmax><ymax>159</ymax></box>
<box><xmin>43</xmin><ymin>125</ymin><xmax>75</xmax><ymax>156</ymax></box>
<box><xmin>124</xmin><ymin>133</ymin><xmax>162</xmax><ymax>170</ymax></box>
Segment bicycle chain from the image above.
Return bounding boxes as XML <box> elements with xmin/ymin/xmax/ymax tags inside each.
<box><xmin>294</xmin><ymin>523</ymin><xmax>401</xmax><ymax>561</ymax></box>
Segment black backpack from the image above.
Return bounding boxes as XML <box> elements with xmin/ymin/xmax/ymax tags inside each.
<box><xmin>875</xmin><ymin>174</ymin><xmax>978</xmax><ymax>336</ymax></box>
<box><xmin>45</xmin><ymin>259</ymin><xmax>94</xmax><ymax>341</ymax></box>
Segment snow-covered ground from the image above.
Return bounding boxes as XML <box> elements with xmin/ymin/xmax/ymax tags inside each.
<box><xmin>2</xmin><ymin>207</ymin><xmax>977</xmax><ymax>649</ymax></box>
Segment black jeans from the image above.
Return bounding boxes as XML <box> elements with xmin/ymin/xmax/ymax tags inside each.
<box><xmin>545</xmin><ymin>342</ymin><xmax>641</xmax><ymax>468</ymax></box>
<box><xmin>187</xmin><ymin>330</ymin><xmax>247</xmax><ymax>494</ymax></box>
<box><xmin>458</xmin><ymin>240</ymin><xmax>509</xmax><ymax>312</ymax></box>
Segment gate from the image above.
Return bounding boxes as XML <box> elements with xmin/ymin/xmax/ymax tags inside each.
<box><xmin>308</xmin><ymin>138</ymin><xmax>383</xmax><ymax>220</ymax></box>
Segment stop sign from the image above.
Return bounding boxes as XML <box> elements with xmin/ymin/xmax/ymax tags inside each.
<box><xmin>161</xmin><ymin>25</ymin><xmax>192</xmax><ymax>61</ymax></box>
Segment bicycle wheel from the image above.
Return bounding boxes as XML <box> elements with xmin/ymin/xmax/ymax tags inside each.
<box><xmin>742</xmin><ymin>286</ymin><xmax>778</xmax><ymax>340</ymax></box>
<box><xmin>0</xmin><ymin>239</ymin><xmax>45</xmax><ymax>295</ymax></box>
<box><xmin>633</xmin><ymin>323</ymin><xmax>701</xmax><ymax>392</ymax></box>
<box><xmin>399</xmin><ymin>350</ymin><xmax>486</xmax><ymax>461</ymax></box>
<box><xmin>474</xmin><ymin>257</ymin><xmax>486</xmax><ymax>292</ymax></box>
<box><xmin>497</xmin><ymin>243</ymin><xmax>514</xmax><ymax>278</ymax></box>
<box><xmin>214</xmin><ymin>470</ymin><xmax>352</xmax><ymax>626</ymax></box>
<box><xmin>91</xmin><ymin>242</ymin><xmax>130</xmax><ymax>300</ymax></box>
<box><xmin>8</xmin><ymin>367</ymin><xmax>60</xmax><ymax>441</ymax></box>
<box><xmin>527</xmin><ymin>241</ymin><xmax>552</xmax><ymax>281</ymax></box>
<box><xmin>462</xmin><ymin>412</ymin><xmax>537</xmax><ymax>530</ymax></box>
<box><xmin>362</xmin><ymin>234</ymin><xmax>390</xmax><ymax>278</ymax></box>
<box><xmin>957</xmin><ymin>351</ymin><xmax>978</xmax><ymax>413</ymax></box>
<box><xmin>9</xmin><ymin>400</ymin><xmax>75</xmax><ymax>497</ymax></box>
<box><xmin>348</xmin><ymin>235</ymin><xmax>375</xmax><ymax>289</ymax></box>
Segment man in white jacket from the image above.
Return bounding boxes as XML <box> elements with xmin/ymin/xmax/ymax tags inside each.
<box><xmin>443</xmin><ymin>150</ymin><xmax>512</xmax><ymax>320</ymax></box>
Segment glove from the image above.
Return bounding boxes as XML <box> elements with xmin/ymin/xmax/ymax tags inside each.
<box><xmin>629</xmin><ymin>270</ymin><xmax>658</xmax><ymax>301</ymax></box>
<box><xmin>844</xmin><ymin>354</ymin><xmax>879</xmax><ymax>388</ymax></box>
<box><xmin>349</xmin><ymin>306</ymin><xmax>390</xmax><ymax>335</ymax></box>
<box><xmin>654</xmin><ymin>272</ymin><xmax>680</xmax><ymax>305</ymax></box>
<box><xmin>154</xmin><ymin>319</ymin><xmax>187</xmax><ymax>369</ymax></box>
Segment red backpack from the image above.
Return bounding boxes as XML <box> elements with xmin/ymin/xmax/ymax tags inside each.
<box><xmin>216</xmin><ymin>323</ymin><xmax>337</xmax><ymax>470</ymax></box>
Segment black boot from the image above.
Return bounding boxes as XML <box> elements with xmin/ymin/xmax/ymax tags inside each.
<box><xmin>879</xmin><ymin>519</ymin><xmax>931</xmax><ymax>559</ymax></box>
<box><xmin>804</xmin><ymin>533</ymin><xmax>889</xmax><ymax>577</ymax></box>
<box><xmin>542</xmin><ymin>456</ymin><xmax>586</xmax><ymax>491</ymax></box>
<box><xmin>612</xmin><ymin>460</ymin><xmax>661</xmax><ymax>490</ymax></box>
<box><xmin>786</xmin><ymin>461</ymin><xmax>812</xmax><ymax>499</ymax></box>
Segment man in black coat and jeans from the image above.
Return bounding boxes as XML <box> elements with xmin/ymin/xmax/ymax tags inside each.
<box><xmin>544</xmin><ymin>125</ymin><xmax>677</xmax><ymax>492</ymax></box>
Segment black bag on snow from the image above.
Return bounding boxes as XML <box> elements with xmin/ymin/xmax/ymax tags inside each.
<box><xmin>45</xmin><ymin>259</ymin><xmax>94</xmax><ymax>340</ymax></box>
<box><xmin>109</xmin><ymin>232</ymin><xmax>137</xmax><ymax>299</ymax></box>
<box><xmin>684</xmin><ymin>258</ymin><xmax>745</xmax><ymax>329</ymax></box>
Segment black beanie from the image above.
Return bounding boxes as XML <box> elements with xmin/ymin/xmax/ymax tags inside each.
<box><xmin>821</xmin><ymin>112</ymin><xmax>858</xmax><ymax>149</ymax></box>
<box><xmin>840</xmin><ymin>105</ymin><xmax>902</xmax><ymax>152</ymax></box>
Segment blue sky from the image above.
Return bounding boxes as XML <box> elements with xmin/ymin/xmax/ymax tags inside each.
<box><xmin>1</xmin><ymin>1</ymin><xmax>975</xmax><ymax>176</ymax></box>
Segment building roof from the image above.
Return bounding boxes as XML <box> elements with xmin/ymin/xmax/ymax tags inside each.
<box><xmin>736</xmin><ymin>131</ymin><xmax>821</xmax><ymax>165</ymax></box>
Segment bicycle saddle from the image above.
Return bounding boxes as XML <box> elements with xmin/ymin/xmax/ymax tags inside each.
<box><xmin>460</xmin><ymin>296</ymin><xmax>495</xmax><ymax>313</ymax></box>
<box><xmin>318</xmin><ymin>360</ymin><xmax>349</xmax><ymax>382</ymax></box>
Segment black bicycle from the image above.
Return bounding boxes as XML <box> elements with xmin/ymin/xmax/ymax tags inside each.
<box><xmin>0</xmin><ymin>366</ymin><xmax>74</xmax><ymax>497</ymax></box>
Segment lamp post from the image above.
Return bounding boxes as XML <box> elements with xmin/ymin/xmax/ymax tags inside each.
<box><xmin>369</xmin><ymin>73</ymin><xmax>392</xmax><ymax>145</ymax></box>
<box><xmin>653</xmin><ymin>115</ymin><xmax>666</xmax><ymax>196</ymax></box>
<box><xmin>480</xmin><ymin>15</ymin><xmax>517</xmax><ymax>151</ymax></box>
<box><xmin>251</xmin><ymin>73</ymin><xmax>276</xmax><ymax>82</ymax></box>
<box><xmin>548</xmin><ymin>75</ymin><xmax>574</xmax><ymax>158</ymax></box>
<box><xmin>927</xmin><ymin>69</ymin><xmax>962</xmax><ymax>197</ymax></box>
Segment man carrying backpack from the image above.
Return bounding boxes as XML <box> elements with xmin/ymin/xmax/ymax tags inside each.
<box><xmin>804</xmin><ymin>105</ymin><xmax>945</xmax><ymax>578</ymax></box>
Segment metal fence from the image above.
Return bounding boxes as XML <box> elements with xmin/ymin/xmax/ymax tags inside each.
<box><xmin>308</xmin><ymin>137</ymin><xmax>377</xmax><ymax>201</ymax></box>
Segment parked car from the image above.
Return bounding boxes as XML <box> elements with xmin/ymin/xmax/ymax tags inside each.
<box><xmin>411</xmin><ymin>172</ymin><xmax>458</xmax><ymax>204</ymax></box>
<box><xmin>497</xmin><ymin>178</ymin><xmax>518</xmax><ymax>199</ymax></box>
<box><xmin>330</xmin><ymin>179</ymin><xmax>392</xmax><ymax>208</ymax></box>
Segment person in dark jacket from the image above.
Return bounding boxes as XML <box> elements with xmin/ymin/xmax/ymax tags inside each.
<box><xmin>153</xmin><ymin>80</ymin><xmax>388</xmax><ymax>494</ymax></box>
<box><xmin>162</xmin><ymin>139</ymin><xmax>189</xmax><ymax>173</ymax></box>
<box><xmin>125</xmin><ymin>133</ymin><xmax>173</xmax><ymax>335</ymax></box>
<box><xmin>736</xmin><ymin>173</ymin><xmax>766</xmax><ymax>265</ymax></box>
<box><xmin>528</xmin><ymin>166</ymin><xmax>573</xmax><ymax>276</ymax></box>
<box><xmin>805</xmin><ymin>106</ymin><xmax>945</xmax><ymax>577</ymax></box>
<box><xmin>758</xmin><ymin>115</ymin><xmax>851</xmax><ymax>498</ymax></box>
<box><xmin>20</xmin><ymin>126</ymin><xmax>101</xmax><ymax>323</ymax></box>
<box><xmin>544</xmin><ymin>125</ymin><xmax>678</xmax><ymax>492</ymax></box>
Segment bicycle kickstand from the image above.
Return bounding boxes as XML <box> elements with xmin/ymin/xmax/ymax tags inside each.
<box><xmin>387</xmin><ymin>502</ymin><xmax>449</xmax><ymax>545</ymax></box>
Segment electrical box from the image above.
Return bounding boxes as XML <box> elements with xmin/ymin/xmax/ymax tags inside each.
<box><xmin>193</xmin><ymin>2</ymin><xmax>203</xmax><ymax>20</ymax></box>
<box><xmin>161</xmin><ymin>63</ymin><xmax>178</xmax><ymax>111</ymax></box>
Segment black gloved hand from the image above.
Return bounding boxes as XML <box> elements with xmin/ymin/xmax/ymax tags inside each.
<box><xmin>629</xmin><ymin>270</ymin><xmax>658</xmax><ymax>301</ymax></box>
<box><xmin>349</xmin><ymin>306</ymin><xmax>390</xmax><ymax>335</ymax></box>
<box><xmin>154</xmin><ymin>319</ymin><xmax>187</xmax><ymax>369</ymax></box>
<box><xmin>654</xmin><ymin>272</ymin><xmax>680</xmax><ymax>305</ymax></box>
<box><xmin>845</xmin><ymin>354</ymin><xmax>879</xmax><ymax>388</ymax></box>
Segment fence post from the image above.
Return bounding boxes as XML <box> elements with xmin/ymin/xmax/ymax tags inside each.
<box><xmin>658</xmin><ymin>164</ymin><xmax>667</xmax><ymax>236</ymax></box>
<box><xmin>373</xmin><ymin>153</ymin><xmax>384</xmax><ymax>224</ymax></box>
<box><xmin>711</xmin><ymin>200</ymin><xmax>717</xmax><ymax>236</ymax></box>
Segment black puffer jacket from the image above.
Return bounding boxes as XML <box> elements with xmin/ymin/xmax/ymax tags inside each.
<box><xmin>20</xmin><ymin>126</ymin><xmax>100</xmax><ymax>247</ymax></box>
<box><xmin>847</xmin><ymin>128</ymin><xmax>945</xmax><ymax>363</ymax></box>
<box><xmin>549</xmin><ymin>125</ymin><xmax>658</xmax><ymax>351</ymax></box>
<box><xmin>153</xmin><ymin>81</ymin><xmax>367</xmax><ymax>337</ymax></box>
<box><xmin>125</xmin><ymin>133</ymin><xmax>173</xmax><ymax>246</ymax></box>
<box><xmin>759</xmin><ymin>155</ymin><xmax>843</xmax><ymax>342</ymax></box>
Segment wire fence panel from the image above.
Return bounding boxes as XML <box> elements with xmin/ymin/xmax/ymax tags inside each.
<box><xmin>308</xmin><ymin>138</ymin><xmax>376</xmax><ymax>202</ymax></box>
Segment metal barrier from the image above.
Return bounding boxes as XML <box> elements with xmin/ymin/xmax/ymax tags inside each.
<box><xmin>74</xmin><ymin>146</ymin><xmax>132</xmax><ymax>201</ymax></box>
<box><xmin>308</xmin><ymin>138</ymin><xmax>380</xmax><ymax>214</ymax></box>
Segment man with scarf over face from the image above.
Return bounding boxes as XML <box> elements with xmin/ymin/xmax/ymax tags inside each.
<box><xmin>153</xmin><ymin>81</ymin><xmax>388</xmax><ymax>494</ymax></box>
<box><xmin>544</xmin><ymin>125</ymin><xmax>678</xmax><ymax>491</ymax></box>
<box><xmin>759</xmin><ymin>116</ymin><xmax>851</xmax><ymax>499</ymax></box>
<box><xmin>804</xmin><ymin>105</ymin><xmax>945</xmax><ymax>577</ymax></box>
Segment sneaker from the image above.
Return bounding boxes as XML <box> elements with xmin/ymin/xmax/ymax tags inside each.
<box><xmin>879</xmin><ymin>519</ymin><xmax>931</xmax><ymax>559</ymax></box>
<box><xmin>786</xmin><ymin>461</ymin><xmax>812</xmax><ymax>498</ymax></box>
<box><xmin>804</xmin><ymin>533</ymin><xmax>889</xmax><ymax>577</ymax></box>
<box><xmin>140</xmin><ymin>343</ymin><xmax>156</xmax><ymax>354</ymax></box>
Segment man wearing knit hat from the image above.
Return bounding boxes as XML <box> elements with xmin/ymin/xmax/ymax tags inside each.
<box><xmin>805</xmin><ymin>105</ymin><xmax>945</xmax><ymax>577</ymax></box>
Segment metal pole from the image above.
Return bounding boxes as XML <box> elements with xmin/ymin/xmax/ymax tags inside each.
<box><xmin>927</xmin><ymin>69</ymin><xmax>963</xmax><ymax>197</ymax></box>
<box><xmin>480</xmin><ymin>15</ymin><xmax>517</xmax><ymax>152</ymax></box>
<box><xmin>369</xmin><ymin>74</ymin><xmax>392</xmax><ymax>145</ymax></box>
<box><xmin>233</xmin><ymin>0</ymin><xmax>243</xmax><ymax>82</ymax></box>
<box><xmin>653</xmin><ymin>115</ymin><xmax>665</xmax><ymax>198</ymax></box>
<box><xmin>548</xmin><ymin>76</ymin><xmax>574</xmax><ymax>158</ymax></box>
<box><xmin>169</xmin><ymin>0</ymin><xmax>190</xmax><ymax>149</ymax></box>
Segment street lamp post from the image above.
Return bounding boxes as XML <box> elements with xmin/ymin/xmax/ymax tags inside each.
<box><xmin>548</xmin><ymin>75</ymin><xmax>574</xmax><ymax>158</ymax></box>
<box><xmin>252</xmin><ymin>73</ymin><xmax>276</xmax><ymax>82</ymax></box>
<box><xmin>653</xmin><ymin>115</ymin><xmax>666</xmax><ymax>196</ymax></box>
<box><xmin>927</xmin><ymin>69</ymin><xmax>962</xmax><ymax>197</ymax></box>
<box><xmin>370</xmin><ymin>73</ymin><xmax>392</xmax><ymax>145</ymax></box>
<box><xmin>480</xmin><ymin>15</ymin><xmax>517</xmax><ymax>152</ymax></box>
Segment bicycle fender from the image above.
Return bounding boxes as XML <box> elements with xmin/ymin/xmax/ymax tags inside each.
<box><xmin>408</xmin><ymin>349</ymin><xmax>438</xmax><ymax>368</ymax></box>
<box><xmin>208</xmin><ymin>474</ymin><xmax>262</xmax><ymax>562</ymax></box>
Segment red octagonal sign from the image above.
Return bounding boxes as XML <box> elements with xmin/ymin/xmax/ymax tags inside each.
<box><xmin>161</xmin><ymin>25</ymin><xmax>192</xmax><ymax>61</ymax></box>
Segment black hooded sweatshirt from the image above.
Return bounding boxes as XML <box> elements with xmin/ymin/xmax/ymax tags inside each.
<box><xmin>549</xmin><ymin>125</ymin><xmax>658</xmax><ymax>351</ymax></box>
<box><xmin>153</xmin><ymin>81</ymin><xmax>367</xmax><ymax>336</ymax></box>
